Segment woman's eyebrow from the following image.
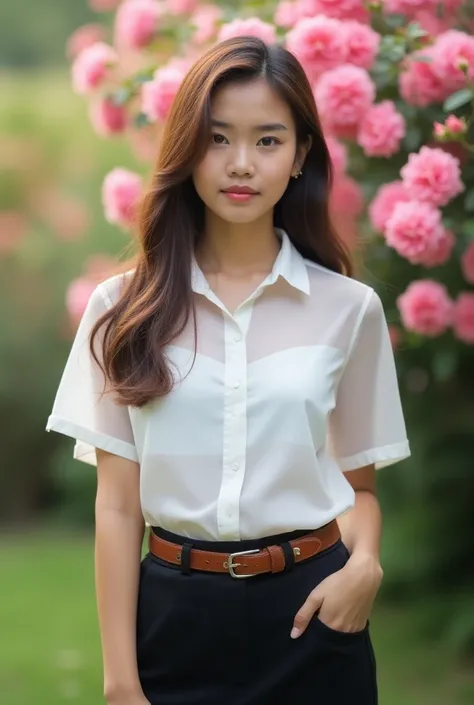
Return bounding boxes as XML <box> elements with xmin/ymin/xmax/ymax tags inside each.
<box><xmin>211</xmin><ymin>120</ymin><xmax>288</xmax><ymax>131</ymax></box>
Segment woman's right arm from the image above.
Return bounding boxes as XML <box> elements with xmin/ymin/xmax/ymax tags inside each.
<box><xmin>95</xmin><ymin>448</ymin><xmax>149</xmax><ymax>705</ymax></box>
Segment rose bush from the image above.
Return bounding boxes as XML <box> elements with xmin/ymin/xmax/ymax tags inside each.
<box><xmin>63</xmin><ymin>0</ymin><xmax>474</xmax><ymax>650</ymax></box>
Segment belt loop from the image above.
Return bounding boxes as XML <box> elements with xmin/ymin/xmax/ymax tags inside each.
<box><xmin>180</xmin><ymin>542</ymin><xmax>194</xmax><ymax>575</ymax></box>
<box><xmin>281</xmin><ymin>541</ymin><xmax>295</xmax><ymax>572</ymax></box>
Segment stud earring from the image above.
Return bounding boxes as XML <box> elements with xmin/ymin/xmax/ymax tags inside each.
<box><xmin>293</xmin><ymin>169</ymin><xmax>303</xmax><ymax>179</ymax></box>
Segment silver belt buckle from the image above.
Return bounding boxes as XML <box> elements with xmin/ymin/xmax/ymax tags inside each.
<box><xmin>224</xmin><ymin>548</ymin><xmax>260</xmax><ymax>578</ymax></box>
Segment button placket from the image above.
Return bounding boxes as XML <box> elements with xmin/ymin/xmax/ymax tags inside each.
<box><xmin>216</xmin><ymin>310</ymin><xmax>249</xmax><ymax>540</ymax></box>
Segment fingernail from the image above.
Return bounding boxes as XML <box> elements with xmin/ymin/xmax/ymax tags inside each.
<box><xmin>290</xmin><ymin>627</ymin><xmax>301</xmax><ymax>639</ymax></box>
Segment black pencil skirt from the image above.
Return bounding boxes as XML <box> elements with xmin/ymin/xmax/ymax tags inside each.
<box><xmin>136</xmin><ymin>526</ymin><xmax>378</xmax><ymax>705</ymax></box>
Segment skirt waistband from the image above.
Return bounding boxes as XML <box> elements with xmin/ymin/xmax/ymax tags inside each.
<box><xmin>150</xmin><ymin>525</ymin><xmax>331</xmax><ymax>553</ymax></box>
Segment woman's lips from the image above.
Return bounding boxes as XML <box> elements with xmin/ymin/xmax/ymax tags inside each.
<box><xmin>222</xmin><ymin>191</ymin><xmax>259</xmax><ymax>202</ymax></box>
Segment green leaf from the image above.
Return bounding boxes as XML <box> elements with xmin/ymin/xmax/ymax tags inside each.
<box><xmin>443</xmin><ymin>88</ymin><xmax>473</xmax><ymax>112</ymax></box>
<box><xmin>133</xmin><ymin>112</ymin><xmax>151</xmax><ymax>129</ymax></box>
<box><xmin>406</xmin><ymin>22</ymin><xmax>429</xmax><ymax>40</ymax></box>
<box><xmin>432</xmin><ymin>350</ymin><xmax>458</xmax><ymax>382</ymax></box>
<box><xmin>404</xmin><ymin>126</ymin><xmax>422</xmax><ymax>151</ymax></box>
<box><xmin>111</xmin><ymin>87</ymin><xmax>133</xmax><ymax>106</ymax></box>
<box><xmin>465</xmin><ymin>189</ymin><xmax>474</xmax><ymax>213</ymax></box>
<box><xmin>463</xmin><ymin>219</ymin><xmax>474</xmax><ymax>239</ymax></box>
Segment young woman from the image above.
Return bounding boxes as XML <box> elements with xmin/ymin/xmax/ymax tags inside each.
<box><xmin>46</xmin><ymin>36</ymin><xmax>410</xmax><ymax>705</ymax></box>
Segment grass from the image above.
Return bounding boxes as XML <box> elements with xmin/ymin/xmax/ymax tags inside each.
<box><xmin>1</xmin><ymin>529</ymin><xmax>474</xmax><ymax>705</ymax></box>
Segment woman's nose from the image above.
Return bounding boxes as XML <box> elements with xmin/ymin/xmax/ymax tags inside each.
<box><xmin>227</xmin><ymin>146</ymin><xmax>255</xmax><ymax>177</ymax></box>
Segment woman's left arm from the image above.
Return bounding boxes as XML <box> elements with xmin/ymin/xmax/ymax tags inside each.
<box><xmin>290</xmin><ymin>464</ymin><xmax>384</xmax><ymax>639</ymax></box>
<box><xmin>338</xmin><ymin>463</ymin><xmax>382</xmax><ymax>565</ymax></box>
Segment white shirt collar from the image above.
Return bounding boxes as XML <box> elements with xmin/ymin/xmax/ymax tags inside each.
<box><xmin>191</xmin><ymin>227</ymin><xmax>310</xmax><ymax>298</ymax></box>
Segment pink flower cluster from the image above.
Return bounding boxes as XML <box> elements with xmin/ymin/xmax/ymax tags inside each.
<box><xmin>400</xmin><ymin>30</ymin><xmax>474</xmax><ymax>107</ymax></box>
<box><xmin>314</xmin><ymin>64</ymin><xmax>375</xmax><ymax>137</ymax></box>
<box><xmin>370</xmin><ymin>147</ymin><xmax>462</xmax><ymax>269</ymax></box>
<box><xmin>102</xmin><ymin>168</ymin><xmax>143</xmax><ymax>229</ymax></box>
<box><xmin>397</xmin><ymin>280</ymin><xmax>453</xmax><ymax>337</ymax></box>
<box><xmin>275</xmin><ymin>0</ymin><xmax>369</xmax><ymax>26</ymax></box>
<box><xmin>397</xmin><ymin>282</ymin><xmax>474</xmax><ymax>343</ymax></box>
<box><xmin>286</xmin><ymin>15</ymin><xmax>380</xmax><ymax>80</ymax></box>
<box><xmin>400</xmin><ymin>146</ymin><xmax>464</xmax><ymax>207</ymax></box>
<box><xmin>114</xmin><ymin>0</ymin><xmax>164</xmax><ymax>51</ymax></box>
<box><xmin>217</xmin><ymin>18</ymin><xmax>277</xmax><ymax>45</ymax></box>
<box><xmin>357</xmin><ymin>100</ymin><xmax>406</xmax><ymax>158</ymax></box>
<box><xmin>141</xmin><ymin>64</ymin><xmax>186</xmax><ymax>122</ymax></box>
<box><xmin>71</xmin><ymin>42</ymin><xmax>118</xmax><ymax>95</ymax></box>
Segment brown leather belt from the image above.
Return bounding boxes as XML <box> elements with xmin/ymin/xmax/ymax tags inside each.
<box><xmin>148</xmin><ymin>520</ymin><xmax>341</xmax><ymax>579</ymax></box>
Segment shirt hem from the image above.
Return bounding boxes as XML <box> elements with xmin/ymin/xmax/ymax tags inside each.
<box><xmin>336</xmin><ymin>440</ymin><xmax>411</xmax><ymax>472</ymax></box>
<box><xmin>45</xmin><ymin>415</ymin><xmax>138</xmax><ymax>466</ymax></box>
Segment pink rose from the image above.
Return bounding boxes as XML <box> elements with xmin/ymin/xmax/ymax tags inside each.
<box><xmin>166</xmin><ymin>0</ymin><xmax>199</xmax><ymax>14</ymax></box>
<box><xmin>114</xmin><ymin>0</ymin><xmax>163</xmax><ymax>50</ymax></box>
<box><xmin>330</xmin><ymin>175</ymin><xmax>364</xmax><ymax>217</ymax></box>
<box><xmin>452</xmin><ymin>293</ymin><xmax>474</xmax><ymax>344</ymax></box>
<box><xmin>325</xmin><ymin>135</ymin><xmax>347</xmax><ymax>173</ymax></box>
<box><xmin>445</xmin><ymin>115</ymin><xmax>467</xmax><ymax>133</ymax></box>
<box><xmin>66</xmin><ymin>24</ymin><xmax>106</xmax><ymax>61</ymax></box>
<box><xmin>384</xmin><ymin>0</ymin><xmax>438</xmax><ymax>15</ymax></box>
<box><xmin>461</xmin><ymin>242</ymin><xmax>474</xmax><ymax>284</ymax></box>
<box><xmin>357</xmin><ymin>100</ymin><xmax>405</xmax><ymax>158</ymax></box>
<box><xmin>190</xmin><ymin>5</ymin><xmax>222</xmax><ymax>44</ymax></box>
<box><xmin>385</xmin><ymin>200</ymin><xmax>444</xmax><ymax>264</ymax></box>
<box><xmin>369</xmin><ymin>181</ymin><xmax>411</xmax><ymax>233</ymax></box>
<box><xmin>71</xmin><ymin>42</ymin><xmax>117</xmax><ymax>95</ymax></box>
<box><xmin>286</xmin><ymin>16</ymin><xmax>346</xmax><ymax>81</ymax></box>
<box><xmin>314</xmin><ymin>64</ymin><xmax>375</xmax><ymax>133</ymax></box>
<box><xmin>341</xmin><ymin>21</ymin><xmax>380</xmax><ymax>70</ymax></box>
<box><xmin>102</xmin><ymin>168</ymin><xmax>143</xmax><ymax>228</ymax></box>
<box><xmin>397</xmin><ymin>280</ymin><xmax>453</xmax><ymax>337</ymax></box>
<box><xmin>307</xmin><ymin>0</ymin><xmax>369</xmax><ymax>21</ymax></box>
<box><xmin>399</xmin><ymin>48</ymin><xmax>447</xmax><ymax>107</ymax></box>
<box><xmin>433</xmin><ymin>30</ymin><xmax>474</xmax><ymax>88</ymax></box>
<box><xmin>401</xmin><ymin>146</ymin><xmax>464</xmax><ymax>207</ymax></box>
<box><xmin>413</xmin><ymin>10</ymin><xmax>451</xmax><ymax>38</ymax></box>
<box><xmin>419</xmin><ymin>228</ymin><xmax>455</xmax><ymax>268</ymax></box>
<box><xmin>217</xmin><ymin>18</ymin><xmax>277</xmax><ymax>45</ymax></box>
<box><xmin>142</xmin><ymin>65</ymin><xmax>185</xmax><ymax>122</ymax></box>
<box><xmin>66</xmin><ymin>278</ymin><xmax>97</xmax><ymax>325</ymax></box>
<box><xmin>274</xmin><ymin>1</ymin><xmax>300</xmax><ymax>28</ymax></box>
<box><xmin>89</xmin><ymin>97</ymin><xmax>128</xmax><ymax>136</ymax></box>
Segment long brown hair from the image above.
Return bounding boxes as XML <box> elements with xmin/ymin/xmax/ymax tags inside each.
<box><xmin>90</xmin><ymin>36</ymin><xmax>353</xmax><ymax>408</ymax></box>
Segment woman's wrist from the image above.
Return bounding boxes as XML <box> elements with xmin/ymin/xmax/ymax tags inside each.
<box><xmin>104</xmin><ymin>679</ymin><xmax>143</xmax><ymax>702</ymax></box>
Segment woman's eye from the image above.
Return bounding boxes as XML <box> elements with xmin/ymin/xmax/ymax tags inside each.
<box><xmin>211</xmin><ymin>133</ymin><xmax>227</xmax><ymax>144</ymax></box>
<box><xmin>259</xmin><ymin>136</ymin><xmax>280</xmax><ymax>147</ymax></box>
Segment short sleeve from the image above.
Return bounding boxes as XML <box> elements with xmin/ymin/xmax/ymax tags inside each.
<box><xmin>46</xmin><ymin>284</ymin><xmax>139</xmax><ymax>466</ymax></box>
<box><xmin>328</xmin><ymin>289</ymin><xmax>410</xmax><ymax>472</ymax></box>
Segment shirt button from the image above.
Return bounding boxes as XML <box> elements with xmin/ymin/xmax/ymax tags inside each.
<box><xmin>233</xmin><ymin>381</ymin><xmax>240</xmax><ymax>389</ymax></box>
<box><xmin>232</xmin><ymin>462</ymin><xmax>240</xmax><ymax>472</ymax></box>
<box><xmin>233</xmin><ymin>332</ymin><xmax>242</xmax><ymax>342</ymax></box>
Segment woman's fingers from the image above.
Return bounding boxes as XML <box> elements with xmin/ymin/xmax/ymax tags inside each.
<box><xmin>290</xmin><ymin>588</ymin><xmax>323</xmax><ymax>639</ymax></box>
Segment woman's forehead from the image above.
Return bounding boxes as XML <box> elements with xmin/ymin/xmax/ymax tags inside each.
<box><xmin>211</xmin><ymin>80</ymin><xmax>292</xmax><ymax>123</ymax></box>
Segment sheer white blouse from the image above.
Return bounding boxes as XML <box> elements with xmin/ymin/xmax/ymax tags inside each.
<box><xmin>46</xmin><ymin>228</ymin><xmax>410</xmax><ymax>541</ymax></box>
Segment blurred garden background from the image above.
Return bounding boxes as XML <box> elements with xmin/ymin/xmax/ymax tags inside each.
<box><xmin>1</xmin><ymin>1</ymin><xmax>474</xmax><ymax>703</ymax></box>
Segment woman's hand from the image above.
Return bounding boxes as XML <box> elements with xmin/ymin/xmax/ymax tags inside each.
<box><xmin>290</xmin><ymin>553</ymin><xmax>383</xmax><ymax>639</ymax></box>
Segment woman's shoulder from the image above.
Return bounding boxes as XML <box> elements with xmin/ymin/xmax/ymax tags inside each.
<box><xmin>303</xmin><ymin>258</ymin><xmax>375</xmax><ymax>309</ymax></box>
<box><xmin>95</xmin><ymin>268</ymin><xmax>136</xmax><ymax>309</ymax></box>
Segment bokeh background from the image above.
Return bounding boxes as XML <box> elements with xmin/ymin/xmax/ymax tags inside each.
<box><xmin>1</xmin><ymin>1</ymin><xmax>474</xmax><ymax>703</ymax></box>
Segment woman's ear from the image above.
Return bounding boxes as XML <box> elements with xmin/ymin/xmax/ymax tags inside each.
<box><xmin>296</xmin><ymin>135</ymin><xmax>312</xmax><ymax>172</ymax></box>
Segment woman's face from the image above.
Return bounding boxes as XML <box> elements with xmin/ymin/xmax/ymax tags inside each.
<box><xmin>192</xmin><ymin>77</ymin><xmax>305</xmax><ymax>225</ymax></box>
